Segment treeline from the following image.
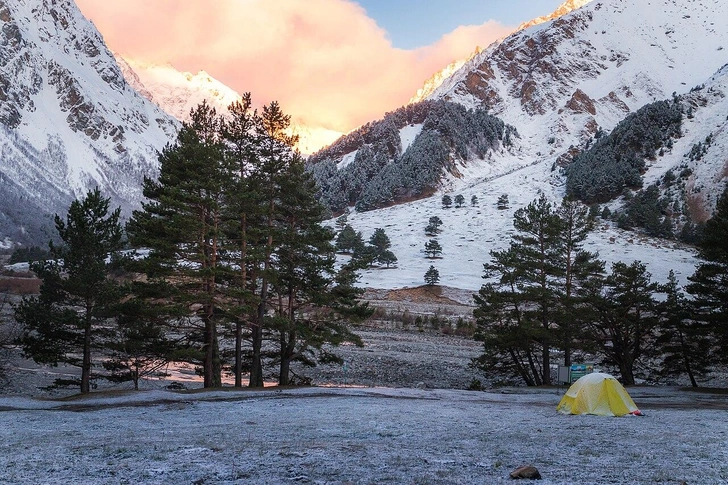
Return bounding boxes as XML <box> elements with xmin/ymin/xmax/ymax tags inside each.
<box><xmin>566</xmin><ymin>99</ymin><xmax>683</xmax><ymax>203</ymax></box>
<box><xmin>13</xmin><ymin>98</ymin><xmax>371</xmax><ymax>394</ymax></box>
<box><xmin>307</xmin><ymin>100</ymin><xmax>517</xmax><ymax>213</ymax></box>
<box><xmin>474</xmin><ymin>190</ymin><xmax>728</xmax><ymax>387</ymax></box>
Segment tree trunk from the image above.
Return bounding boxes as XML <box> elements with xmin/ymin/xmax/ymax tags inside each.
<box><xmin>235</xmin><ymin>213</ymin><xmax>247</xmax><ymax>388</ymax></box>
<box><xmin>250</xmin><ymin>203</ymin><xmax>275</xmax><ymax>388</ymax></box>
<box><xmin>679</xmin><ymin>330</ymin><xmax>699</xmax><ymax>387</ymax></box>
<box><xmin>619</xmin><ymin>360</ymin><xmax>635</xmax><ymax>386</ymax></box>
<box><xmin>249</xmin><ymin>319</ymin><xmax>264</xmax><ymax>387</ymax></box>
<box><xmin>81</xmin><ymin>314</ymin><xmax>92</xmax><ymax>394</ymax></box>
<box><xmin>279</xmin><ymin>353</ymin><xmax>291</xmax><ymax>386</ymax></box>
<box><xmin>235</xmin><ymin>320</ymin><xmax>243</xmax><ymax>387</ymax></box>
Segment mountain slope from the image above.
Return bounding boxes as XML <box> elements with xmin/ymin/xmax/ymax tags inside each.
<box><xmin>0</xmin><ymin>0</ymin><xmax>178</xmax><ymax>246</ymax></box>
<box><xmin>319</xmin><ymin>0</ymin><xmax>728</xmax><ymax>292</ymax></box>
<box><xmin>308</xmin><ymin>100</ymin><xmax>518</xmax><ymax>213</ymax></box>
<box><xmin>427</xmin><ymin>0</ymin><xmax>728</xmax><ymax>161</ymax></box>
<box><xmin>409</xmin><ymin>0</ymin><xmax>593</xmax><ymax>106</ymax></box>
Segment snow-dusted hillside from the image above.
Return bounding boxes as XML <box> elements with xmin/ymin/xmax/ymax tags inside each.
<box><xmin>324</xmin><ymin>0</ymin><xmax>728</xmax><ymax>292</ymax></box>
<box><xmin>429</xmin><ymin>0</ymin><xmax>728</xmax><ymax>163</ymax></box>
<box><xmin>114</xmin><ymin>56</ymin><xmax>343</xmax><ymax>155</ymax></box>
<box><xmin>0</xmin><ymin>0</ymin><xmax>178</xmax><ymax>245</ymax></box>
<box><xmin>340</xmin><ymin>155</ymin><xmax>698</xmax><ymax>292</ymax></box>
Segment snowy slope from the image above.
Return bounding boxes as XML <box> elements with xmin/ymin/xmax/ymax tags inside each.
<box><xmin>409</xmin><ymin>0</ymin><xmax>593</xmax><ymax>105</ymax></box>
<box><xmin>428</xmin><ymin>0</ymin><xmax>728</xmax><ymax>161</ymax></box>
<box><xmin>0</xmin><ymin>0</ymin><xmax>178</xmax><ymax>245</ymax></box>
<box><xmin>114</xmin><ymin>56</ymin><xmax>343</xmax><ymax>155</ymax></box>
<box><xmin>324</xmin><ymin>0</ymin><xmax>728</xmax><ymax>292</ymax></box>
<box><xmin>339</xmin><ymin>153</ymin><xmax>698</xmax><ymax>292</ymax></box>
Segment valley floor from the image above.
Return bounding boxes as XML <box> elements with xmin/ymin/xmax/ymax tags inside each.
<box><xmin>0</xmin><ymin>386</ymin><xmax>727</xmax><ymax>484</ymax></box>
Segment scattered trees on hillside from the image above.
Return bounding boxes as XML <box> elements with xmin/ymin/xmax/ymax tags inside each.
<box><xmin>454</xmin><ymin>194</ymin><xmax>465</xmax><ymax>208</ymax></box>
<box><xmin>442</xmin><ymin>195</ymin><xmax>452</xmax><ymax>209</ymax></box>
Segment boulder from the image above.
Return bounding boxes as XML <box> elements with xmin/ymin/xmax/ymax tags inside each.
<box><xmin>509</xmin><ymin>465</ymin><xmax>542</xmax><ymax>480</ymax></box>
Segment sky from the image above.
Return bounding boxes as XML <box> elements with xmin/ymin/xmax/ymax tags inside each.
<box><xmin>75</xmin><ymin>0</ymin><xmax>567</xmax><ymax>134</ymax></box>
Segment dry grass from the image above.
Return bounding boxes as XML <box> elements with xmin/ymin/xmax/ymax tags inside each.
<box><xmin>0</xmin><ymin>277</ymin><xmax>41</xmax><ymax>295</ymax></box>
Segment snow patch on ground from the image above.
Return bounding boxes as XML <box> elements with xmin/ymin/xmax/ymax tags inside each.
<box><xmin>399</xmin><ymin>123</ymin><xmax>423</xmax><ymax>153</ymax></box>
<box><xmin>337</xmin><ymin>150</ymin><xmax>358</xmax><ymax>170</ymax></box>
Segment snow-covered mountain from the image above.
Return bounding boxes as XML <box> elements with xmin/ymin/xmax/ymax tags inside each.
<box><xmin>114</xmin><ymin>56</ymin><xmax>343</xmax><ymax>156</ymax></box>
<box><xmin>428</xmin><ymin>0</ymin><xmax>728</xmax><ymax>159</ymax></box>
<box><xmin>314</xmin><ymin>0</ymin><xmax>728</xmax><ymax>291</ymax></box>
<box><xmin>0</xmin><ymin>0</ymin><xmax>178</xmax><ymax>246</ymax></box>
<box><xmin>409</xmin><ymin>0</ymin><xmax>592</xmax><ymax>106</ymax></box>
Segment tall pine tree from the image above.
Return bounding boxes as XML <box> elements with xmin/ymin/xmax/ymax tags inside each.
<box><xmin>16</xmin><ymin>189</ymin><xmax>124</xmax><ymax>394</ymax></box>
<box><xmin>126</xmin><ymin>101</ymin><xmax>227</xmax><ymax>388</ymax></box>
<box><xmin>686</xmin><ymin>184</ymin><xmax>728</xmax><ymax>366</ymax></box>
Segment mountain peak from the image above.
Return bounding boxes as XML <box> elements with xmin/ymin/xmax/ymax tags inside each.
<box><xmin>409</xmin><ymin>0</ymin><xmax>593</xmax><ymax>105</ymax></box>
<box><xmin>516</xmin><ymin>0</ymin><xmax>593</xmax><ymax>31</ymax></box>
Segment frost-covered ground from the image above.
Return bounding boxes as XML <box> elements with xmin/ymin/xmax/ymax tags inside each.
<box><xmin>1</xmin><ymin>386</ymin><xmax>727</xmax><ymax>484</ymax></box>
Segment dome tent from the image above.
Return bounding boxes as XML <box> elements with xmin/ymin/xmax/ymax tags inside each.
<box><xmin>557</xmin><ymin>373</ymin><xmax>642</xmax><ymax>416</ymax></box>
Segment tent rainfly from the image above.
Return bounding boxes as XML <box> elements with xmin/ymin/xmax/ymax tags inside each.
<box><xmin>557</xmin><ymin>372</ymin><xmax>642</xmax><ymax>417</ymax></box>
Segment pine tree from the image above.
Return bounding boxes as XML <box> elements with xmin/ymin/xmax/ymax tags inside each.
<box><xmin>474</xmin><ymin>246</ymin><xmax>543</xmax><ymax>386</ymax></box>
<box><xmin>425</xmin><ymin>216</ymin><xmax>443</xmax><ymax>236</ymax></box>
<box><xmin>126</xmin><ymin>101</ymin><xmax>228</xmax><ymax>388</ymax></box>
<box><xmin>686</xmin><ymin>184</ymin><xmax>728</xmax><ymax>365</ymax></box>
<box><xmin>497</xmin><ymin>194</ymin><xmax>509</xmax><ymax>210</ymax></box>
<box><xmin>378</xmin><ymin>250</ymin><xmax>398</xmax><ymax>268</ymax></box>
<box><xmin>554</xmin><ymin>198</ymin><xmax>604</xmax><ymax>366</ymax></box>
<box><xmin>586</xmin><ymin>261</ymin><xmax>659</xmax><ymax>385</ymax></box>
<box><xmin>424</xmin><ymin>239</ymin><xmax>443</xmax><ymax>258</ymax></box>
<box><xmin>474</xmin><ymin>196</ymin><xmax>562</xmax><ymax>385</ymax></box>
<box><xmin>442</xmin><ymin>195</ymin><xmax>452</xmax><ymax>209</ymax></box>
<box><xmin>16</xmin><ymin>189</ymin><xmax>124</xmax><ymax>394</ymax></box>
<box><xmin>335</xmin><ymin>213</ymin><xmax>348</xmax><ymax>232</ymax></box>
<box><xmin>270</xmin><ymin>159</ymin><xmax>363</xmax><ymax>385</ymax></box>
<box><xmin>657</xmin><ymin>271</ymin><xmax>711</xmax><ymax>387</ymax></box>
<box><xmin>424</xmin><ymin>266</ymin><xmax>440</xmax><ymax>286</ymax></box>
<box><xmin>369</xmin><ymin>228</ymin><xmax>391</xmax><ymax>254</ymax></box>
<box><xmin>103</xmin><ymin>297</ymin><xmax>174</xmax><ymax>390</ymax></box>
<box><xmin>245</xmin><ymin>100</ymin><xmax>302</xmax><ymax>387</ymax></box>
<box><xmin>454</xmin><ymin>194</ymin><xmax>465</xmax><ymax>208</ymax></box>
<box><xmin>471</xmin><ymin>195</ymin><xmax>479</xmax><ymax>207</ymax></box>
<box><xmin>335</xmin><ymin>225</ymin><xmax>363</xmax><ymax>254</ymax></box>
<box><xmin>220</xmin><ymin>94</ymin><xmax>261</xmax><ymax>387</ymax></box>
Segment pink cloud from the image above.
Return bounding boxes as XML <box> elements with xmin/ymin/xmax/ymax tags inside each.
<box><xmin>76</xmin><ymin>0</ymin><xmax>514</xmax><ymax>133</ymax></box>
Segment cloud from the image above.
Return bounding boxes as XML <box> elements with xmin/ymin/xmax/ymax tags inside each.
<box><xmin>76</xmin><ymin>0</ymin><xmax>514</xmax><ymax>133</ymax></box>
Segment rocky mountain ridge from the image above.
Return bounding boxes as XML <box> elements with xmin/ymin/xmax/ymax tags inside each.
<box><xmin>0</xmin><ymin>0</ymin><xmax>178</xmax><ymax>246</ymax></box>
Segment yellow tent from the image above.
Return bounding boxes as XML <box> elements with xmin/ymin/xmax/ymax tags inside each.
<box><xmin>557</xmin><ymin>372</ymin><xmax>641</xmax><ymax>416</ymax></box>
